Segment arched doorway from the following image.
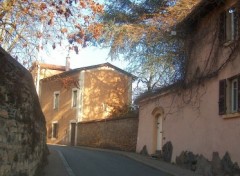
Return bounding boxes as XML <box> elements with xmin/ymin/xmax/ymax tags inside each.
<box><xmin>152</xmin><ymin>107</ymin><xmax>164</xmax><ymax>152</ymax></box>
<box><xmin>156</xmin><ymin>114</ymin><xmax>163</xmax><ymax>151</ymax></box>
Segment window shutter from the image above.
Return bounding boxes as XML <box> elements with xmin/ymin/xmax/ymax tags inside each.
<box><xmin>56</xmin><ymin>123</ymin><xmax>59</xmax><ymax>138</ymax></box>
<box><xmin>48</xmin><ymin>124</ymin><xmax>52</xmax><ymax>138</ymax></box>
<box><xmin>238</xmin><ymin>76</ymin><xmax>240</xmax><ymax>112</ymax></box>
<box><xmin>219</xmin><ymin>79</ymin><xmax>227</xmax><ymax>115</ymax></box>
<box><xmin>219</xmin><ymin>12</ymin><xmax>226</xmax><ymax>43</ymax></box>
<box><xmin>234</xmin><ymin>3</ymin><xmax>240</xmax><ymax>40</ymax></box>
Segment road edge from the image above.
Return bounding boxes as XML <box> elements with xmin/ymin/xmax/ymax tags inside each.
<box><xmin>57</xmin><ymin>150</ymin><xmax>76</xmax><ymax>176</ymax></box>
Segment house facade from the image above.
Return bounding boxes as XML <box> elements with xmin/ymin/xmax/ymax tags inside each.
<box><xmin>136</xmin><ymin>0</ymin><xmax>240</xmax><ymax>164</ymax></box>
<box><xmin>39</xmin><ymin>63</ymin><xmax>134</xmax><ymax>145</ymax></box>
<box><xmin>29</xmin><ymin>62</ymin><xmax>67</xmax><ymax>95</ymax></box>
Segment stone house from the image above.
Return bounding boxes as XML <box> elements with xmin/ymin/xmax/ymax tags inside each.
<box><xmin>136</xmin><ymin>0</ymin><xmax>240</xmax><ymax>165</ymax></box>
<box><xmin>39</xmin><ymin>62</ymin><xmax>135</xmax><ymax>145</ymax></box>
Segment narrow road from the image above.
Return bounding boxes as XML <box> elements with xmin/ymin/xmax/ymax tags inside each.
<box><xmin>48</xmin><ymin>145</ymin><xmax>171</xmax><ymax>176</ymax></box>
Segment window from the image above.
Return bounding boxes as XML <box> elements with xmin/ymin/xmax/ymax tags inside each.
<box><xmin>53</xmin><ymin>91</ymin><xmax>60</xmax><ymax>109</ymax></box>
<box><xmin>232</xmin><ymin>78</ymin><xmax>238</xmax><ymax>112</ymax></box>
<box><xmin>72</xmin><ymin>89</ymin><xmax>78</xmax><ymax>108</ymax></box>
<box><xmin>219</xmin><ymin>75</ymin><xmax>240</xmax><ymax>115</ymax></box>
<box><xmin>219</xmin><ymin>5</ymin><xmax>239</xmax><ymax>44</ymax></box>
<box><xmin>52</xmin><ymin>122</ymin><xmax>58</xmax><ymax>138</ymax></box>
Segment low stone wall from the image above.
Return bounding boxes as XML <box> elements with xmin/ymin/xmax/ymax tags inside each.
<box><xmin>0</xmin><ymin>47</ymin><xmax>47</xmax><ymax>176</ymax></box>
<box><xmin>77</xmin><ymin>117</ymin><xmax>138</xmax><ymax>152</ymax></box>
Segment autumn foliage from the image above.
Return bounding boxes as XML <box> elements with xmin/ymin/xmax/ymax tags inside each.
<box><xmin>0</xmin><ymin>0</ymin><xmax>104</xmax><ymax>66</ymax></box>
<box><xmin>99</xmin><ymin>0</ymin><xmax>201</xmax><ymax>94</ymax></box>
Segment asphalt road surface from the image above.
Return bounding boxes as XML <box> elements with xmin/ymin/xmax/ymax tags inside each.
<box><xmin>49</xmin><ymin>145</ymin><xmax>171</xmax><ymax>176</ymax></box>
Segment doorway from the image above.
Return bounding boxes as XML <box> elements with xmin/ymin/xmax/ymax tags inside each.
<box><xmin>70</xmin><ymin>123</ymin><xmax>76</xmax><ymax>146</ymax></box>
<box><xmin>156</xmin><ymin>115</ymin><xmax>163</xmax><ymax>151</ymax></box>
<box><xmin>152</xmin><ymin>106</ymin><xmax>164</xmax><ymax>152</ymax></box>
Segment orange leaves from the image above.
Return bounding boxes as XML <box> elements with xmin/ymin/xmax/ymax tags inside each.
<box><xmin>48</xmin><ymin>11</ymin><xmax>54</xmax><ymax>18</ymax></box>
<box><xmin>80</xmin><ymin>1</ymin><xmax>87</xmax><ymax>8</ymax></box>
<box><xmin>39</xmin><ymin>16</ymin><xmax>46</xmax><ymax>22</ymax></box>
<box><xmin>79</xmin><ymin>0</ymin><xmax>104</xmax><ymax>13</ymax></box>
<box><xmin>23</xmin><ymin>7</ymin><xmax>30</xmax><ymax>14</ymax></box>
<box><xmin>91</xmin><ymin>3</ymin><xmax>104</xmax><ymax>13</ymax></box>
<box><xmin>39</xmin><ymin>3</ymin><xmax>47</xmax><ymax>11</ymax></box>
<box><xmin>76</xmin><ymin>38</ymin><xmax>83</xmax><ymax>44</ymax></box>
<box><xmin>0</xmin><ymin>0</ymin><xmax>105</xmax><ymax>62</ymax></box>
<box><xmin>88</xmin><ymin>23</ymin><xmax>103</xmax><ymax>39</ymax></box>
<box><xmin>60</xmin><ymin>28</ymin><xmax>68</xmax><ymax>34</ymax></box>
<box><xmin>47</xmin><ymin>11</ymin><xmax>55</xmax><ymax>26</ymax></box>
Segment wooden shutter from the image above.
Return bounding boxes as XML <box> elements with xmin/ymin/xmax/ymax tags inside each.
<box><xmin>219</xmin><ymin>79</ymin><xmax>227</xmax><ymax>115</ymax></box>
<box><xmin>56</xmin><ymin>123</ymin><xmax>58</xmax><ymax>138</ymax></box>
<box><xmin>238</xmin><ymin>76</ymin><xmax>240</xmax><ymax>112</ymax></box>
<box><xmin>237</xmin><ymin>2</ymin><xmax>240</xmax><ymax>39</ymax></box>
<box><xmin>219</xmin><ymin>12</ymin><xmax>226</xmax><ymax>43</ymax></box>
<box><xmin>233</xmin><ymin>5</ymin><xmax>240</xmax><ymax>40</ymax></box>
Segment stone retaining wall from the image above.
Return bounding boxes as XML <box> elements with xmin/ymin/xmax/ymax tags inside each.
<box><xmin>77</xmin><ymin>117</ymin><xmax>138</xmax><ymax>152</ymax></box>
<box><xmin>0</xmin><ymin>47</ymin><xmax>47</xmax><ymax>176</ymax></box>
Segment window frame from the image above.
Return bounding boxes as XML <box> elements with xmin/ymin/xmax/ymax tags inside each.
<box><xmin>52</xmin><ymin>121</ymin><xmax>58</xmax><ymax>139</ymax></box>
<box><xmin>53</xmin><ymin>91</ymin><xmax>60</xmax><ymax>110</ymax></box>
<box><xmin>71</xmin><ymin>88</ymin><xmax>78</xmax><ymax>108</ymax></box>
<box><xmin>219</xmin><ymin>75</ymin><xmax>240</xmax><ymax>118</ymax></box>
<box><xmin>219</xmin><ymin>4</ymin><xmax>239</xmax><ymax>45</ymax></box>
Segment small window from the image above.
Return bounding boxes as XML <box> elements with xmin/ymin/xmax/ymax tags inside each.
<box><xmin>72</xmin><ymin>89</ymin><xmax>78</xmax><ymax>108</ymax></box>
<box><xmin>53</xmin><ymin>91</ymin><xmax>60</xmax><ymax>109</ymax></box>
<box><xmin>219</xmin><ymin>6</ymin><xmax>239</xmax><ymax>44</ymax></box>
<box><xmin>52</xmin><ymin>122</ymin><xmax>58</xmax><ymax>138</ymax></box>
<box><xmin>219</xmin><ymin>75</ymin><xmax>240</xmax><ymax>115</ymax></box>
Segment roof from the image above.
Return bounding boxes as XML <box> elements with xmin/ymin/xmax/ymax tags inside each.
<box><xmin>176</xmin><ymin>0</ymin><xmax>225</xmax><ymax>33</ymax></box>
<box><xmin>41</xmin><ymin>62</ymin><xmax>137</xmax><ymax>82</ymax></box>
<box><xmin>134</xmin><ymin>81</ymin><xmax>184</xmax><ymax>104</ymax></box>
<box><xmin>29</xmin><ymin>62</ymin><xmax>66</xmax><ymax>72</ymax></box>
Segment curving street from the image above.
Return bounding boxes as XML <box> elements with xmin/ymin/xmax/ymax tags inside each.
<box><xmin>46</xmin><ymin>145</ymin><xmax>172</xmax><ymax>176</ymax></box>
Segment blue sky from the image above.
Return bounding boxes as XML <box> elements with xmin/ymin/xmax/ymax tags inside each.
<box><xmin>41</xmin><ymin>45</ymin><xmax>127</xmax><ymax>70</ymax></box>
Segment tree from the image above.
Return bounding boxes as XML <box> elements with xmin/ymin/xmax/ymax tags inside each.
<box><xmin>99</xmin><ymin>0</ymin><xmax>199</xmax><ymax>94</ymax></box>
<box><xmin>0</xmin><ymin>0</ymin><xmax>104</xmax><ymax>67</ymax></box>
<box><xmin>124</xmin><ymin>35</ymin><xmax>183</xmax><ymax>95</ymax></box>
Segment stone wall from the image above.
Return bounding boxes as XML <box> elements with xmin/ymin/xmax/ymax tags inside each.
<box><xmin>77</xmin><ymin>117</ymin><xmax>138</xmax><ymax>152</ymax></box>
<box><xmin>0</xmin><ymin>47</ymin><xmax>47</xmax><ymax>176</ymax></box>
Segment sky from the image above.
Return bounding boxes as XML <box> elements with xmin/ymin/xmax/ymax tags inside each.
<box><xmin>37</xmin><ymin>0</ymin><xmax>127</xmax><ymax>71</ymax></box>
<box><xmin>41</xmin><ymin>46</ymin><xmax>128</xmax><ymax>70</ymax></box>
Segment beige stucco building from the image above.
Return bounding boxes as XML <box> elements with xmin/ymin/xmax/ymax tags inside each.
<box><xmin>29</xmin><ymin>62</ymin><xmax>67</xmax><ymax>95</ymax></box>
<box><xmin>136</xmin><ymin>0</ymin><xmax>240</xmax><ymax>164</ymax></box>
<box><xmin>39</xmin><ymin>63</ymin><xmax>134</xmax><ymax>145</ymax></box>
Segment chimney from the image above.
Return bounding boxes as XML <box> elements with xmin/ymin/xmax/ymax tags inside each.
<box><xmin>66</xmin><ymin>55</ymin><xmax>70</xmax><ymax>71</ymax></box>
